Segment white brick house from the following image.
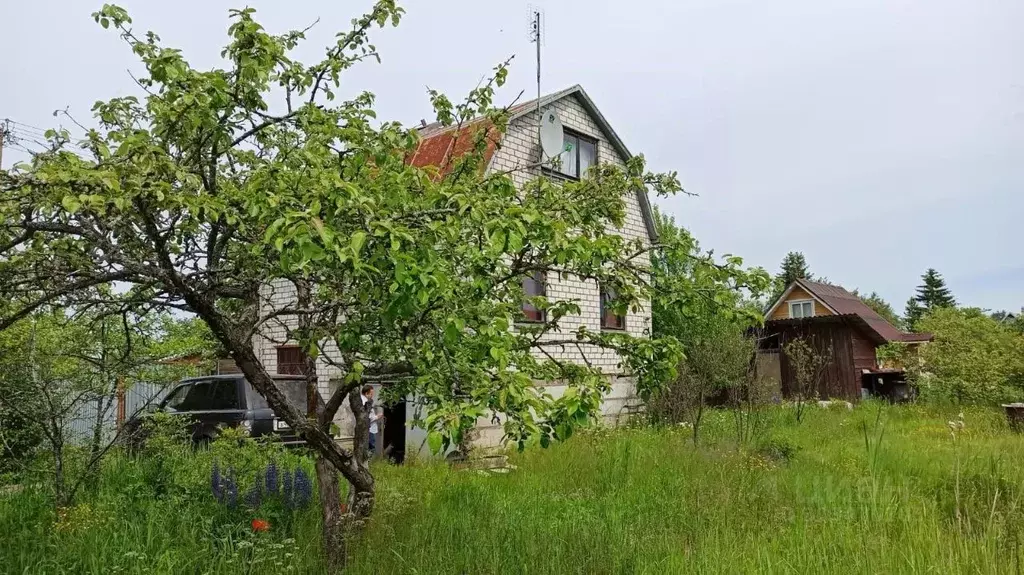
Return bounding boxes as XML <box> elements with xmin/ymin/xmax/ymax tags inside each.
<box><xmin>254</xmin><ymin>85</ymin><xmax>659</xmax><ymax>457</ymax></box>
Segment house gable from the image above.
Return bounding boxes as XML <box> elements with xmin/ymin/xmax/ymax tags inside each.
<box><xmin>767</xmin><ymin>283</ymin><xmax>837</xmax><ymax>320</ymax></box>
<box><xmin>485</xmin><ymin>87</ymin><xmax>653</xmax><ymax>374</ymax></box>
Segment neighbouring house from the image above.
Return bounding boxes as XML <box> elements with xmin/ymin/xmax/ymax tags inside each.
<box><xmin>758</xmin><ymin>278</ymin><xmax>932</xmax><ymax>402</ymax></box>
<box><xmin>254</xmin><ymin>85</ymin><xmax>657</xmax><ymax>459</ymax></box>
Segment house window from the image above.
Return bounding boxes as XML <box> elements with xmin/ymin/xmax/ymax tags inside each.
<box><xmin>521</xmin><ymin>271</ymin><xmax>546</xmax><ymax>323</ymax></box>
<box><xmin>789</xmin><ymin>300</ymin><xmax>814</xmax><ymax>319</ymax></box>
<box><xmin>276</xmin><ymin>346</ymin><xmax>307</xmax><ymax>375</ymax></box>
<box><xmin>553</xmin><ymin>131</ymin><xmax>597</xmax><ymax>179</ymax></box>
<box><xmin>601</xmin><ymin>285</ymin><xmax>626</xmax><ymax>330</ymax></box>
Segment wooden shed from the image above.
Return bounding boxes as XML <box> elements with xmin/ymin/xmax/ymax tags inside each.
<box><xmin>758</xmin><ymin>279</ymin><xmax>932</xmax><ymax>402</ymax></box>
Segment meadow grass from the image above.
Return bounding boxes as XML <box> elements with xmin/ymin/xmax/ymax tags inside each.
<box><xmin>3</xmin><ymin>402</ymin><xmax>1024</xmax><ymax>574</ymax></box>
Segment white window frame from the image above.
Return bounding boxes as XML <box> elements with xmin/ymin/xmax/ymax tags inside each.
<box><xmin>789</xmin><ymin>300</ymin><xmax>814</xmax><ymax>319</ymax></box>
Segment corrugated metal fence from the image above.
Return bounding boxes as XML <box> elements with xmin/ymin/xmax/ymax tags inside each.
<box><xmin>64</xmin><ymin>382</ymin><xmax>171</xmax><ymax>445</ymax></box>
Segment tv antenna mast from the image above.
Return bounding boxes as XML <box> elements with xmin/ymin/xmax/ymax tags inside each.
<box><xmin>529</xmin><ymin>7</ymin><xmax>563</xmax><ymax>165</ymax></box>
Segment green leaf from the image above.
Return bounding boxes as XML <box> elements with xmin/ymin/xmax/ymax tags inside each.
<box><xmin>61</xmin><ymin>195</ymin><xmax>81</xmax><ymax>213</ymax></box>
<box><xmin>350</xmin><ymin>231</ymin><xmax>367</xmax><ymax>254</ymax></box>
<box><xmin>427</xmin><ymin>430</ymin><xmax>443</xmax><ymax>454</ymax></box>
<box><xmin>507</xmin><ymin>230</ymin><xmax>523</xmax><ymax>253</ymax></box>
<box><xmin>489</xmin><ymin>229</ymin><xmax>506</xmax><ymax>252</ymax></box>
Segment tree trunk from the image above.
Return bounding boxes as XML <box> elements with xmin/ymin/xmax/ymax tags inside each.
<box><xmin>316</xmin><ymin>455</ymin><xmax>346</xmax><ymax>570</ymax></box>
<box><xmin>295</xmin><ymin>279</ymin><xmax>349</xmax><ymax>572</ymax></box>
<box><xmin>51</xmin><ymin>436</ymin><xmax>69</xmax><ymax>510</ymax></box>
<box><xmin>346</xmin><ymin>386</ymin><xmax>375</xmax><ymax>522</ymax></box>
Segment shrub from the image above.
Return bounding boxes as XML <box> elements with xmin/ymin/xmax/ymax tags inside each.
<box><xmin>910</xmin><ymin>308</ymin><xmax>1024</xmax><ymax>404</ymax></box>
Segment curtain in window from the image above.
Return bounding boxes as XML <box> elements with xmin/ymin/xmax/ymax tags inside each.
<box><xmin>522</xmin><ymin>271</ymin><xmax>546</xmax><ymax>322</ymax></box>
<box><xmin>578</xmin><ymin>138</ymin><xmax>596</xmax><ymax>176</ymax></box>
<box><xmin>601</xmin><ymin>285</ymin><xmax>626</xmax><ymax>330</ymax></box>
<box><xmin>558</xmin><ymin>136</ymin><xmax>578</xmax><ymax>177</ymax></box>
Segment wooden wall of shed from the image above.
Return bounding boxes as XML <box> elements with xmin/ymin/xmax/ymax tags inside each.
<box><xmin>769</xmin><ymin>286</ymin><xmax>836</xmax><ymax>320</ymax></box>
<box><xmin>850</xmin><ymin>331</ymin><xmax>878</xmax><ymax>373</ymax></box>
<box><xmin>772</xmin><ymin>321</ymin><xmax>859</xmax><ymax>401</ymax></box>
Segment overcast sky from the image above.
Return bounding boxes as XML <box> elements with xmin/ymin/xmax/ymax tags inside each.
<box><xmin>3</xmin><ymin>0</ymin><xmax>1022</xmax><ymax>313</ymax></box>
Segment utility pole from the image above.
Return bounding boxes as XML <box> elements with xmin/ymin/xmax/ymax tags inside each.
<box><xmin>0</xmin><ymin>121</ymin><xmax>6</xmax><ymax>171</ymax></box>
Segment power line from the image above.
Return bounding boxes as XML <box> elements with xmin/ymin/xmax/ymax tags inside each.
<box><xmin>6</xmin><ymin>119</ymin><xmax>49</xmax><ymax>134</ymax></box>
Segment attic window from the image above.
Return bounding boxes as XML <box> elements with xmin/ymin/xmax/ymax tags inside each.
<box><xmin>554</xmin><ymin>131</ymin><xmax>597</xmax><ymax>179</ymax></box>
<box><xmin>789</xmin><ymin>300</ymin><xmax>814</xmax><ymax>319</ymax></box>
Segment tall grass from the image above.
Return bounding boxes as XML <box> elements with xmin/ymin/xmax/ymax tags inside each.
<box><xmin>3</xmin><ymin>403</ymin><xmax>1024</xmax><ymax>574</ymax></box>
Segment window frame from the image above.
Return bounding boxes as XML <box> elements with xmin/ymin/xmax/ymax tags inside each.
<box><xmin>545</xmin><ymin>129</ymin><xmax>598</xmax><ymax>180</ymax></box>
<box><xmin>600</xmin><ymin>284</ymin><xmax>626</xmax><ymax>331</ymax></box>
<box><xmin>276</xmin><ymin>345</ymin><xmax>307</xmax><ymax>375</ymax></box>
<box><xmin>520</xmin><ymin>270</ymin><xmax>547</xmax><ymax>324</ymax></box>
<box><xmin>789</xmin><ymin>300</ymin><xmax>814</xmax><ymax>319</ymax></box>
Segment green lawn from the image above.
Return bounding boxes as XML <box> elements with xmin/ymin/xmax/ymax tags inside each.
<box><xmin>3</xmin><ymin>403</ymin><xmax>1024</xmax><ymax>574</ymax></box>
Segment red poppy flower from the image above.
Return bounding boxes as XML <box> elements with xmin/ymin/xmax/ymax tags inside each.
<box><xmin>251</xmin><ymin>518</ymin><xmax>270</xmax><ymax>532</ymax></box>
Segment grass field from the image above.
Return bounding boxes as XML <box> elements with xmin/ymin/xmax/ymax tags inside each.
<box><xmin>3</xmin><ymin>402</ymin><xmax>1024</xmax><ymax>574</ymax></box>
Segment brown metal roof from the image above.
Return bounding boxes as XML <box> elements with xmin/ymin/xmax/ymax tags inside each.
<box><xmin>791</xmin><ymin>279</ymin><xmax>933</xmax><ymax>344</ymax></box>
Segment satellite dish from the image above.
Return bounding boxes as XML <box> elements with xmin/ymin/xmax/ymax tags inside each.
<box><xmin>539</xmin><ymin>109</ymin><xmax>564</xmax><ymax>160</ymax></box>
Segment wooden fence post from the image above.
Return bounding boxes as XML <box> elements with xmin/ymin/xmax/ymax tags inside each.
<box><xmin>115</xmin><ymin>376</ymin><xmax>126</xmax><ymax>430</ymax></box>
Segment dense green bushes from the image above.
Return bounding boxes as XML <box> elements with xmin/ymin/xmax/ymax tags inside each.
<box><xmin>902</xmin><ymin>308</ymin><xmax>1024</xmax><ymax>404</ymax></box>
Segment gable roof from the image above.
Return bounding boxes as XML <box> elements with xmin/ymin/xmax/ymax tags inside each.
<box><xmin>766</xmin><ymin>278</ymin><xmax>933</xmax><ymax>344</ymax></box>
<box><xmin>410</xmin><ymin>85</ymin><xmax>659</xmax><ymax>242</ymax></box>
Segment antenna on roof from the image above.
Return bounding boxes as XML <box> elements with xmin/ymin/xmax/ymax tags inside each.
<box><xmin>529</xmin><ymin>7</ymin><xmax>561</xmax><ymax>167</ymax></box>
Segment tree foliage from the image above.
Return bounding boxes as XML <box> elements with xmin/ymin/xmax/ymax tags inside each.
<box><xmin>767</xmin><ymin>251</ymin><xmax>811</xmax><ymax>302</ymax></box>
<box><xmin>905</xmin><ymin>297</ymin><xmax>926</xmax><ymax>331</ymax></box>
<box><xmin>853</xmin><ymin>290</ymin><xmax>902</xmax><ymax>329</ymax></box>
<box><xmin>907</xmin><ymin>308</ymin><xmax>1024</xmax><ymax>404</ymax></box>
<box><xmin>648</xmin><ymin>209</ymin><xmax>769</xmax><ymax>442</ymax></box>
<box><xmin>915</xmin><ymin>269</ymin><xmax>956</xmax><ymax>310</ymax></box>
<box><xmin>650</xmin><ymin>209</ymin><xmax>769</xmax><ymax>340</ymax></box>
<box><xmin>777</xmin><ymin>252</ymin><xmax>810</xmax><ymax>287</ymax></box>
<box><xmin>991</xmin><ymin>310</ymin><xmax>1024</xmax><ymax>336</ymax></box>
<box><xmin>0</xmin><ymin>3</ymin><xmax>690</xmax><ymax>562</ymax></box>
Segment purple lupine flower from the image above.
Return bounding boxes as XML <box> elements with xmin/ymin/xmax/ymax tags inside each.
<box><xmin>244</xmin><ymin>479</ymin><xmax>262</xmax><ymax>508</ymax></box>
<box><xmin>211</xmin><ymin>460</ymin><xmax>223</xmax><ymax>502</ymax></box>
<box><xmin>225</xmin><ymin>468</ymin><xmax>239</xmax><ymax>509</ymax></box>
<box><xmin>265</xmin><ymin>461</ymin><xmax>279</xmax><ymax>496</ymax></box>
<box><xmin>282</xmin><ymin>469</ymin><xmax>293</xmax><ymax>507</ymax></box>
<box><xmin>293</xmin><ymin>468</ymin><xmax>312</xmax><ymax>509</ymax></box>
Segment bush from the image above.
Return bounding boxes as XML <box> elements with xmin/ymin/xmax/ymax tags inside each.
<box><xmin>647</xmin><ymin>323</ymin><xmax>757</xmax><ymax>444</ymax></box>
<box><xmin>0</xmin><ymin>403</ymin><xmax>44</xmax><ymax>481</ymax></box>
<box><xmin>910</xmin><ymin>308</ymin><xmax>1024</xmax><ymax>404</ymax></box>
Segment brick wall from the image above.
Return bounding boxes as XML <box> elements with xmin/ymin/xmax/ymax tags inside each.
<box><xmin>490</xmin><ymin>94</ymin><xmax>653</xmax><ymax>372</ymax></box>
<box><xmin>255</xmin><ymin>279</ymin><xmax>357</xmax><ymax>433</ymax></box>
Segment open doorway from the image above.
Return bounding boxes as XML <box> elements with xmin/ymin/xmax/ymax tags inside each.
<box><xmin>382</xmin><ymin>400</ymin><xmax>406</xmax><ymax>464</ymax></box>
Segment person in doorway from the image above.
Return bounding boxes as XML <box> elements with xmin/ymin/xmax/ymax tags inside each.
<box><xmin>360</xmin><ymin>385</ymin><xmax>385</xmax><ymax>455</ymax></box>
